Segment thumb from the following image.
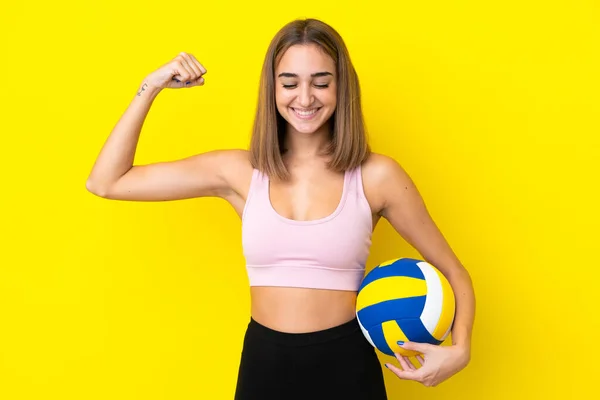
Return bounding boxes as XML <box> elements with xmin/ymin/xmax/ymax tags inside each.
<box><xmin>182</xmin><ymin>76</ymin><xmax>205</xmax><ymax>88</ymax></box>
<box><xmin>398</xmin><ymin>340</ymin><xmax>434</xmax><ymax>353</ymax></box>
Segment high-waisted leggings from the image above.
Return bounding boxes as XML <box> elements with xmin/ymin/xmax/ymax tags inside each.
<box><xmin>234</xmin><ymin>317</ymin><xmax>388</xmax><ymax>400</ymax></box>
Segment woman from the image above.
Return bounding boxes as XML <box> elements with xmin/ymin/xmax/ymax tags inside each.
<box><xmin>86</xmin><ymin>18</ymin><xmax>475</xmax><ymax>400</ymax></box>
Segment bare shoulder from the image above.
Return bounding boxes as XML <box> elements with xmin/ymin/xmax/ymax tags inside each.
<box><xmin>362</xmin><ymin>152</ymin><xmax>407</xmax><ymax>179</ymax></box>
<box><xmin>361</xmin><ymin>152</ymin><xmax>417</xmax><ymax>215</ymax></box>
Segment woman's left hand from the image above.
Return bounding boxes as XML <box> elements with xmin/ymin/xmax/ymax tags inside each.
<box><xmin>385</xmin><ymin>341</ymin><xmax>471</xmax><ymax>387</ymax></box>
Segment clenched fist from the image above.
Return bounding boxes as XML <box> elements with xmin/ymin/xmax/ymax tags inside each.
<box><xmin>144</xmin><ymin>52</ymin><xmax>207</xmax><ymax>90</ymax></box>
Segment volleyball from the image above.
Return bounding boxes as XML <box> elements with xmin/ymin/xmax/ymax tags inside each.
<box><xmin>356</xmin><ymin>258</ymin><xmax>456</xmax><ymax>357</ymax></box>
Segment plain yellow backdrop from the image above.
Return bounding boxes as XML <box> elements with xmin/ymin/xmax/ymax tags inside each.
<box><xmin>1</xmin><ymin>0</ymin><xmax>598</xmax><ymax>399</ymax></box>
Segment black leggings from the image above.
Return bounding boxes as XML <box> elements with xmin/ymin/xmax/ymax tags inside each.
<box><xmin>234</xmin><ymin>317</ymin><xmax>388</xmax><ymax>400</ymax></box>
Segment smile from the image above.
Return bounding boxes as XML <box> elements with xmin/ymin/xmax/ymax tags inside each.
<box><xmin>291</xmin><ymin>107</ymin><xmax>321</xmax><ymax>120</ymax></box>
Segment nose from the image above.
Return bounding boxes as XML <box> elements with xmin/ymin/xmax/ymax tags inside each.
<box><xmin>298</xmin><ymin>84</ymin><xmax>314</xmax><ymax>108</ymax></box>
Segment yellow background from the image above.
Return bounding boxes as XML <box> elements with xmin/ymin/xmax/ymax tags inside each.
<box><xmin>1</xmin><ymin>1</ymin><xmax>598</xmax><ymax>399</ymax></box>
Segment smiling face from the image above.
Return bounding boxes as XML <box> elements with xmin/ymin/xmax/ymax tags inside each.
<box><xmin>275</xmin><ymin>44</ymin><xmax>337</xmax><ymax>136</ymax></box>
<box><xmin>249</xmin><ymin>19</ymin><xmax>370</xmax><ymax>181</ymax></box>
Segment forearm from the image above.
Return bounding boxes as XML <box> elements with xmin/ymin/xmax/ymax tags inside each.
<box><xmin>447</xmin><ymin>268</ymin><xmax>475</xmax><ymax>351</ymax></box>
<box><xmin>86</xmin><ymin>80</ymin><xmax>162</xmax><ymax>194</ymax></box>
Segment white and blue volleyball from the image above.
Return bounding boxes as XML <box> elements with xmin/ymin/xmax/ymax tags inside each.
<box><xmin>356</xmin><ymin>258</ymin><xmax>456</xmax><ymax>357</ymax></box>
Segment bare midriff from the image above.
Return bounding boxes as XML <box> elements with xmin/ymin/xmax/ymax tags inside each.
<box><xmin>250</xmin><ymin>286</ymin><xmax>358</xmax><ymax>333</ymax></box>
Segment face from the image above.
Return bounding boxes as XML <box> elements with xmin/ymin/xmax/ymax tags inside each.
<box><xmin>274</xmin><ymin>44</ymin><xmax>337</xmax><ymax>135</ymax></box>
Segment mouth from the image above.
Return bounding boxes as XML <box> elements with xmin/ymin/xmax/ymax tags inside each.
<box><xmin>290</xmin><ymin>107</ymin><xmax>321</xmax><ymax>120</ymax></box>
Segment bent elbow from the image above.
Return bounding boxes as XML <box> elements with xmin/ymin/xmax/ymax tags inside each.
<box><xmin>85</xmin><ymin>179</ymin><xmax>110</xmax><ymax>198</ymax></box>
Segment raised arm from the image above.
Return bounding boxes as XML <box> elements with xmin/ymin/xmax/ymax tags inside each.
<box><xmin>85</xmin><ymin>52</ymin><xmax>249</xmax><ymax>202</ymax></box>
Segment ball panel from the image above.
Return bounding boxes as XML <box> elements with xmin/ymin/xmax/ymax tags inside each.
<box><xmin>356</xmin><ymin>296</ymin><xmax>426</xmax><ymax>329</ymax></box>
<box><xmin>431</xmin><ymin>266</ymin><xmax>456</xmax><ymax>340</ymax></box>
<box><xmin>417</xmin><ymin>261</ymin><xmax>443</xmax><ymax>335</ymax></box>
<box><xmin>381</xmin><ymin>320</ymin><xmax>420</xmax><ymax>357</ymax></box>
<box><xmin>356</xmin><ymin>314</ymin><xmax>376</xmax><ymax>348</ymax></box>
<box><xmin>356</xmin><ymin>275</ymin><xmax>427</xmax><ymax>312</ymax></box>
<box><xmin>397</xmin><ymin>318</ymin><xmax>444</xmax><ymax>346</ymax></box>
<box><xmin>358</xmin><ymin>259</ymin><xmax>425</xmax><ymax>291</ymax></box>
<box><xmin>366</xmin><ymin>323</ymin><xmax>394</xmax><ymax>356</ymax></box>
<box><xmin>378</xmin><ymin>258</ymin><xmax>401</xmax><ymax>267</ymax></box>
<box><xmin>441</xmin><ymin>322</ymin><xmax>453</xmax><ymax>342</ymax></box>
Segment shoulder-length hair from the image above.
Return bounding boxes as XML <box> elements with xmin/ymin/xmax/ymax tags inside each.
<box><xmin>249</xmin><ymin>18</ymin><xmax>370</xmax><ymax>181</ymax></box>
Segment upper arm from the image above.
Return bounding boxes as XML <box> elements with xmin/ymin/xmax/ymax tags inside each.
<box><xmin>367</xmin><ymin>154</ymin><xmax>465</xmax><ymax>277</ymax></box>
<box><xmin>89</xmin><ymin>149</ymin><xmax>251</xmax><ymax>201</ymax></box>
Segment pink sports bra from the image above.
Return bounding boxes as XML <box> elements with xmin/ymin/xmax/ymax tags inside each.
<box><xmin>241</xmin><ymin>166</ymin><xmax>373</xmax><ymax>291</ymax></box>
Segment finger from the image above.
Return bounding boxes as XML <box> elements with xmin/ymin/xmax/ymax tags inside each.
<box><xmin>178</xmin><ymin>60</ymin><xmax>195</xmax><ymax>81</ymax></box>
<box><xmin>171</xmin><ymin>66</ymin><xmax>189</xmax><ymax>82</ymax></box>
<box><xmin>400</xmin><ymin>341</ymin><xmax>433</xmax><ymax>355</ymax></box>
<box><xmin>403</xmin><ymin>356</ymin><xmax>417</xmax><ymax>370</ymax></box>
<box><xmin>385</xmin><ymin>363</ymin><xmax>422</xmax><ymax>381</ymax></box>
<box><xmin>189</xmin><ymin>53</ymin><xmax>207</xmax><ymax>75</ymax></box>
<box><xmin>174</xmin><ymin>55</ymin><xmax>195</xmax><ymax>81</ymax></box>
<box><xmin>171</xmin><ymin>64</ymin><xmax>190</xmax><ymax>83</ymax></box>
<box><xmin>186</xmin><ymin>76</ymin><xmax>205</xmax><ymax>87</ymax></box>
<box><xmin>179</xmin><ymin>52</ymin><xmax>203</xmax><ymax>79</ymax></box>
<box><xmin>416</xmin><ymin>355</ymin><xmax>425</xmax><ymax>366</ymax></box>
<box><xmin>394</xmin><ymin>353</ymin><xmax>413</xmax><ymax>371</ymax></box>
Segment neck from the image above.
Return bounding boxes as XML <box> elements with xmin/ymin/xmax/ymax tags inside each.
<box><xmin>283</xmin><ymin>121</ymin><xmax>332</xmax><ymax>161</ymax></box>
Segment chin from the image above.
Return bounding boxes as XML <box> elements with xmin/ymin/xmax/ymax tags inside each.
<box><xmin>289</xmin><ymin>122</ymin><xmax>325</xmax><ymax>134</ymax></box>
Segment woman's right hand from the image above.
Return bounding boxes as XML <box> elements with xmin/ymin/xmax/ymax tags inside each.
<box><xmin>144</xmin><ymin>52</ymin><xmax>207</xmax><ymax>90</ymax></box>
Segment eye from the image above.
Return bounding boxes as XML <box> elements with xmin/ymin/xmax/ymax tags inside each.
<box><xmin>281</xmin><ymin>84</ymin><xmax>330</xmax><ymax>89</ymax></box>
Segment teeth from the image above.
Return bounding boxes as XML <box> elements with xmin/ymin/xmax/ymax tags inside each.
<box><xmin>294</xmin><ymin>108</ymin><xmax>318</xmax><ymax>116</ymax></box>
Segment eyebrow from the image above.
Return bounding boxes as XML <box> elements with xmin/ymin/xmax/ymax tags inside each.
<box><xmin>277</xmin><ymin>72</ymin><xmax>333</xmax><ymax>78</ymax></box>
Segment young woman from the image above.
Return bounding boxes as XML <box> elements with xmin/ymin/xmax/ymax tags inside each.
<box><xmin>87</xmin><ymin>18</ymin><xmax>475</xmax><ymax>400</ymax></box>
